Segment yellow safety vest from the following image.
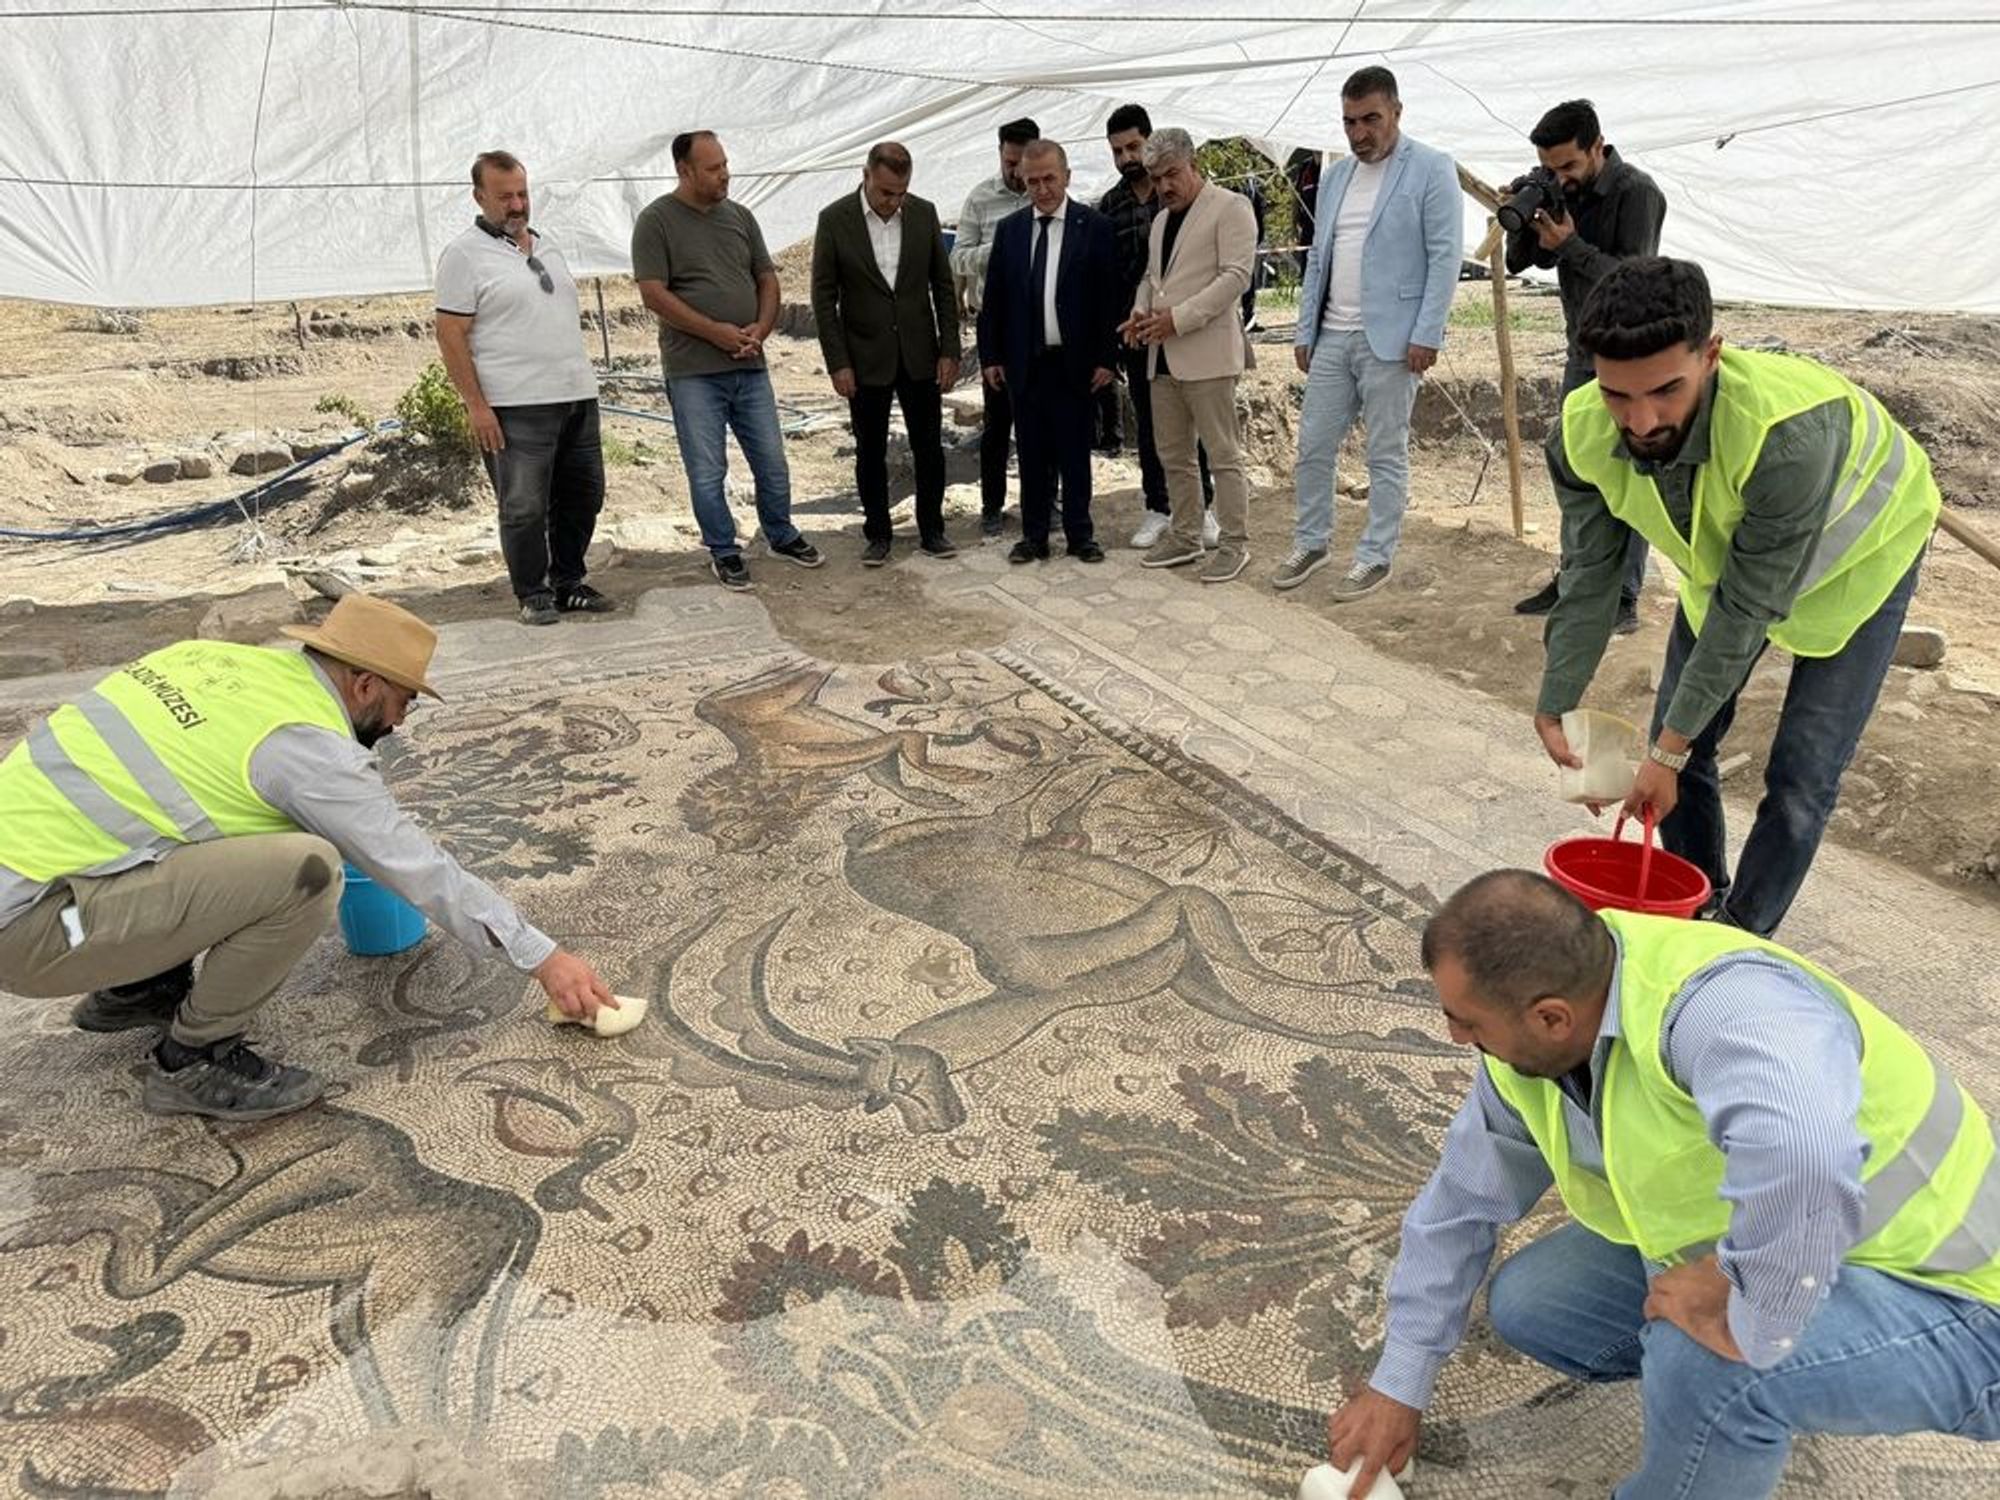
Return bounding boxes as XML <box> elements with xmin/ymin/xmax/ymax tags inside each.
<box><xmin>1485</xmin><ymin>911</ymin><xmax>2000</xmax><ymax>1305</ymax></box>
<box><xmin>1562</xmin><ymin>347</ymin><xmax>1940</xmax><ymax>657</ymax></box>
<box><xmin>0</xmin><ymin>641</ymin><xmax>350</xmax><ymax>884</ymax></box>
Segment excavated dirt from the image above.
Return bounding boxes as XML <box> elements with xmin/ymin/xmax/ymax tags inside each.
<box><xmin>1</xmin><ymin>273</ymin><xmax>1996</xmax><ymax>899</ymax></box>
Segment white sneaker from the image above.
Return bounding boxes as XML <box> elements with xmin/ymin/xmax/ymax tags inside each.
<box><xmin>1130</xmin><ymin>511</ymin><xmax>1170</xmax><ymax>548</ymax></box>
<box><xmin>1201</xmin><ymin>511</ymin><xmax>1220</xmax><ymax>549</ymax></box>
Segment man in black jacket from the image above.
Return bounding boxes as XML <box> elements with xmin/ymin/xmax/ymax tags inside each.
<box><xmin>811</xmin><ymin>142</ymin><xmax>962</xmax><ymax>564</ymax></box>
<box><xmin>977</xmin><ymin>140</ymin><xmax>1120</xmax><ymax>565</ymax></box>
<box><xmin>1507</xmin><ymin>100</ymin><xmax>1667</xmax><ymax>632</ymax></box>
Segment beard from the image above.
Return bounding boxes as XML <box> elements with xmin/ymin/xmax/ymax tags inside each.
<box><xmin>354</xmin><ymin>712</ymin><xmax>394</xmax><ymax>750</ymax></box>
<box><xmin>1117</xmin><ymin>159</ymin><xmax>1147</xmax><ymax>183</ymax></box>
<box><xmin>1622</xmin><ymin>419</ymin><xmax>1693</xmax><ymax>462</ymax></box>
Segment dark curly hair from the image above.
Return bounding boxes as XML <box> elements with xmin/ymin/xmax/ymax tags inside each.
<box><xmin>1576</xmin><ymin>256</ymin><xmax>1714</xmax><ymax>361</ymax></box>
<box><xmin>1420</xmin><ymin>870</ymin><xmax>1613</xmax><ymax>1013</ymax></box>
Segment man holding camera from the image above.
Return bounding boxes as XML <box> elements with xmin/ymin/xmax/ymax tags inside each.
<box><xmin>1505</xmin><ymin>100</ymin><xmax>1667</xmax><ymax>635</ymax></box>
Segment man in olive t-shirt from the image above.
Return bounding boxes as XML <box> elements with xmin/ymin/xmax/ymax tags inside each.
<box><xmin>631</xmin><ymin>130</ymin><xmax>822</xmax><ymax>590</ymax></box>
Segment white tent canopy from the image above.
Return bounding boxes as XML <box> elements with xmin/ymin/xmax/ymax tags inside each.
<box><xmin>4</xmin><ymin>1</ymin><xmax>1996</xmax><ymax>312</ymax></box>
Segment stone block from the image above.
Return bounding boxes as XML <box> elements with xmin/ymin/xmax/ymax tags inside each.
<box><xmin>175</xmin><ymin>451</ymin><xmax>214</xmax><ymax>479</ymax></box>
<box><xmin>1893</xmin><ymin>625</ymin><xmax>1947</xmax><ymax>669</ymax></box>
<box><xmin>229</xmin><ymin>445</ymin><xmax>294</xmax><ymax>477</ymax></box>
<box><xmin>141</xmin><ymin>458</ymin><xmax>181</xmax><ymax>483</ymax></box>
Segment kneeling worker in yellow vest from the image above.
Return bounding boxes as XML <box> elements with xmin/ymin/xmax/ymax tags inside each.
<box><xmin>1327</xmin><ymin>870</ymin><xmax>2000</xmax><ymax>1499</ymax></box>
<box><xmin>0</xmin><ymin>593</ymin><xmax>617</xmax><ymax>1122</ymax></box>
<box><xmin>1534</xmin><ymin>257</ymin><xmax>1938</xmax><ymax>938</ymax></box>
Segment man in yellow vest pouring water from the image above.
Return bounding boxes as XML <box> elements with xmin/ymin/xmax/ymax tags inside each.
<box><xmin>1533</xmin><ymin>257</ymin><xmax>1937</xmax><ymax>937</ymax></box>
<box><xmin>0</xmin><ymin>594</ymin><xmax>616</xmax><ymax>1122</ymax></box>
<box><xmin>1327</xmin><ymin>869</ymin><xmax>1999</xmax><ymax>1499</ymax></box>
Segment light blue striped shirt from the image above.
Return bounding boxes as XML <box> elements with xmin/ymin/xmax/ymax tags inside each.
<box><xmin>1371</xmin><ymin>946</ymin><xmax>1870</xmax><ymax>1410</ymax></box>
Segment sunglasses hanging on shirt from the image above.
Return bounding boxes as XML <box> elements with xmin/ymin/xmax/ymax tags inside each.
<box><xmin>473</xmin><ymin>216</ymin><xmax>554</xmax><ymax>293</ymax></box>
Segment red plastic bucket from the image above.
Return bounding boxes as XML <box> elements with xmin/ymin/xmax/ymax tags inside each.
<box><xmin>1544</xmin><ymin>810</ymin><xmax>1712</xmax><ymax>918</ymax></box>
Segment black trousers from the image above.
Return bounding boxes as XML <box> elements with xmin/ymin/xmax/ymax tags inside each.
<box><xmin>979</xmin><ymin>379</ymin><xmax>1015</xmax><ymax>519</ymax></box>
<box><xmin>1120</xmin><ymin>346</ymin><xmax>1170</xmax><ymax>513</ymax></box>
<box><xmin>482</xmin><ymin>399</ymin><xmax>605</xmax><ymax>601</ymax></box>
<box><xmin>1014</xmin><ymin>351</ymin><xmax>1095</xmax><ymax>548</ymax></box>
<box><xmin>851</xmin><ymin>371</ymin><xmax>946</xmax><ymax>545</ymax></box>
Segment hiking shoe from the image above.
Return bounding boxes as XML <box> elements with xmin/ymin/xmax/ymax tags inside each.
<box><xmin>1068</xmin><ymin>540</ymin><xmax>1106</xmax><ymax>564</ymax></box>
<box><xmin>1330</xmin><ymin>560</ymin><xmax>1393</xmax><ymax>601</ymax></box>
<box><xmin>861</xmin><ymin>538</ymin><xmax>892</xmax><ymax>568</ymax></box>
<box><xmin>519</xmin><ymin>593</ymin><xmax>559</xmax><ymax>626</ymax></box>
<box><xmin>1008</xmin><ymin>539</ymin><xmax>1050</xmax><ymax>565</ymax></box>
<box><xmin>1271</xmin><ymin>546</ymin><xmax>1330</xmax><ymax>590</ymax></box>
<box><xmin>1141</xmin><ymin>535</ymin><xmax>1203</xmax><ymax>569</ymax></box>
<box><xmin>980</xmin><ymin>512</ymin><xmax>1006</xmax><ymax>539</ymax></box>
<box><xmin>1130</xmin><ymin>511</ymin><xmax>1171</xmax><ymax>548</ymax></box>
<box><xmin>1201</xmin><ymin>510</ymin><xmax>1221</xmax><ymax>549</ymax></box>
<box><xmin>143</xmin><ymin>1036</ymin><xmax>324</xmax><ymax>1122</ymax></box>
<box><xmin>73</xmin><ymin>960</ymin><xmax>193</xmax><ymax>1033</ymax></box>
<box><xmin>1615</xmin><ymin>597</ymin><xmax>1641</xmax><ymax>636</ymax></box>
<box><xmin>713</xmin><ymin>554</ymin><xmax>753</xmax><ymax>591</ymax></box>
<box><xmin>554</xmin><ymin>583</ymin><xmax>614</xmax><ymax>614</ymax></box>
<box><xmin>919</xmin><ymin>534</ymin><xmax>959</xmax><ymax>559</ymax></box>
<box><xmin>1514</xmin><ymin>574</ymin><xmax>1561</xmax><ymax>616</ymax></box>
<box><xmin>770</xmin><ymin>534</ymin><xmax>824</xmax><ymax>568</ymax></box>
<box><xmin>1200</xmin><ymin>544</ymin><xmax>1249</xmax><ymax>584</ymax></box>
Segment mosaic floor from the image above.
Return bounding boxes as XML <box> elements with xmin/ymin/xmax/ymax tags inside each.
<box><xmin>2</xmin><ymin>543</ymin><xmax>1997</xmax><ymax>1498</ymax></box>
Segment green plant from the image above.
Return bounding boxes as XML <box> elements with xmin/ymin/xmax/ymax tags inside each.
<box><xmin>1449</xmin><ymin>297</ymin><xmax>1566</xmax><ymax>335</ymax></box>
<box><xmin>313</xmin><ymin>392</ymin><xmax>371</xmax><ymax>429</ymax></box>
<box><xmin>602</xmin><ymin>432</ymin><xmax>661</xmax><ymax>468</ymax></box>
<box><xmin>393</xmin><ymin>362</ymin><xmax>475</xmax><ymax>458</ymax></box>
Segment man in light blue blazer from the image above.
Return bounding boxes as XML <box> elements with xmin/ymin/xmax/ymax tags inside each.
<box><xmin>1275</xmin><ymin>67</ymin><xmax>1462</xmax><ymax>600</ymax></box>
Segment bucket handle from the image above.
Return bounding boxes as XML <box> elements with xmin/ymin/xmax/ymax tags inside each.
<box><xmin>1611</xmin><ymin>807</ymin><xmax>1658</xmax><ymax>900</ymax></box>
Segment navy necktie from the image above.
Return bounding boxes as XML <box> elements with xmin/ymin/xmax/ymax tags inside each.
<box><xmin>1031</xmin><ymin>214</ymin><xmax>1053</xmax><ymax>349</ymax></box>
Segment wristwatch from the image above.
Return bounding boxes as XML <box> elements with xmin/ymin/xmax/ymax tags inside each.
<box><xmin>1648</xmin><ymin>742</ymin><xmax>1692</xmax><ymax>773</ymax></box>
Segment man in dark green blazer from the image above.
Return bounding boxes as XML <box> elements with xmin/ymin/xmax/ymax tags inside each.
<box><xmin>810</xmin><ymin>142</ymin><xmax>962</xmax><ymax>564</ymax></box>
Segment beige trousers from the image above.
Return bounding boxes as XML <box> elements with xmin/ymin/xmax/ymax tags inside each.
<box><xmin>1151</xmin><ymin>372</ymin><xmax>1249</xmax><ymax>547</ymax></box>
<box><xmin>0</xmin><ymin>834</ymin><xmax>344</xmax><ymax>1046</ymax></box>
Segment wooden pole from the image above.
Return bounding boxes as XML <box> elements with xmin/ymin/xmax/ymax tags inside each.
<box><xmin>1937</xmin><ymin>506</ymin><xmax>2000</xmax><ymax>573</ymax></box>
<box><xmin>593</xmin><ymin>278</ymin><xmax>613</xmax><ymax>367</ymax></box>
<box><xmin>1488</xmin><ymin>233</ymin><xmax>1526</xmax><ymax>538</ymax></box>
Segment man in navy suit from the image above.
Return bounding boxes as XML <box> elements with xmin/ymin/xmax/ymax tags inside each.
<box><xmin>977</xmin><ymin>139</ymin><xmax>1120</xmax><ymax>564</ymax></box>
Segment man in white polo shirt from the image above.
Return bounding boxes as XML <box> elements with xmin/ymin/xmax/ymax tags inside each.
<box><xmin>435</xmin><ymin>150</ymin><xmax>611</xmax><ymax>626</ymax></box>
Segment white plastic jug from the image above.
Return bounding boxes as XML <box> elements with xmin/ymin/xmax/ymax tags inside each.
<box><xmin>1558</xmin><ymin>707</ymin><xmax>1642</xmax><ymax>806</ymax></box>
<box><xmin>1299</xmin><ymin>1458</ymin><xmax>1413</xmax><ymax>1500</ymax></box>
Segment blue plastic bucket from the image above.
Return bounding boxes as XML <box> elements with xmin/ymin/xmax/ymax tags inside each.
<box><xmin>337</xmin><ymin>862</ymin><xmax>427</xmax><ymax>956</ymax></box>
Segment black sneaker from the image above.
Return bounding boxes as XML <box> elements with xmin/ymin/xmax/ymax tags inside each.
<box><xmin>554</xmin><ymin>583</ymin><xmax>614</xmax><ymax>614</ymax></box>
<box><xmin>980</xmin><ymin>512</ymin><xmax>1005</xmax><ymax>539</ymax></box>
<box><xmin>519</xmin><ymin>593</ymin><xmax>559</xmax><ymax>626</ymax></box>
<box><xmin>72</xmin><ymin>960</ymin><xmax>193</xmax><ymax>1033</ymax></box>
<box><xmin>1008</xmin><ymin>539</ymin><xmax>1049</xmax><ymax>565</ymax></box>
<box><xmin>861</xmin><ymin>538</ymin><xmax>892</xmax><ymax>568</ymax></box>
<box><xmin>1068</xmin><ymin>540</ymin><xmax>1106</xmax><ymax>563</ymax></box>
<box><xmin>1514</xmin><ymin>575</ymin><xmax>1561</xmax><ymax>616</ymax></box>
<box><xmin>919</xmin><ymin>534</ymin><xmax>959</xmax><ymax>559</ymax></box>
<box><xmin>143</xmin><ymin>1036</ymin><xmax>324</xmax><ymax>1122</ymax></box>
<box><xmin>1614</xmin><ymin>597</ymin><xmax>1641</xmax><ymax>636</ymax></box>
<box><xmin>770</xmin><ymin>535</ymin><xmax>825</xmax><ymax>569</ymax></box>
<box><xmin>713</xmin><ymin>554</ymin><xmax>753</xmax><ymax>591</ymax></box>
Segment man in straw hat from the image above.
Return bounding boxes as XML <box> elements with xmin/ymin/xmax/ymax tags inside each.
<box><xmin>0</xmin><ymin>594</ymin><xmax>616</xmax><ymax>1122</ymax></box>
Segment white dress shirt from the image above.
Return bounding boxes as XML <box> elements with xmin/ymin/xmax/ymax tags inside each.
<box><xmin>1035</xmin><ymin>197</ymin><xmax>1068</xmax><ymax>348</ymax></box>
<box><xmin>860</xmin><ymin>186</ymin><xmax>902</xmax><ymax>288</ymax></box>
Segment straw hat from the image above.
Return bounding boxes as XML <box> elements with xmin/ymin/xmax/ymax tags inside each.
<box><xmin>281</xmin><ymin>593</ymin><xmax>443</xmax><ymax>699</ymax></box>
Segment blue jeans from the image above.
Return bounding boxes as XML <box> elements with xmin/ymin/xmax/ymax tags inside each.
<box><xmin>1489</xmin><ymin>1224</ymin><xmax>2000</xmax><ymax>1499</ymax></box>
<box><xmin>1650</xmin><ymin>554</ymin><xmax>1922</xmax><ymax>936</ymax></box>
<box><xmin>1292</xmin><ymin>330</ymin><xmax>1418</xmax><ymax>566</ymax></box>
<box><xmin>664</xmin><ymin>369</ymin><xmax>801</xmax><ymax>558</ymax></box>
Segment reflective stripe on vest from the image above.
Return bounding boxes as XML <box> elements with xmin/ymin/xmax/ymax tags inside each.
<box><xmin>1561</xmin><ymin>347</ymin><xmax>1940</xmax><ymax>658</ymax></box>
<box><xmin>1484</xmin><ymin>911</ymin><xmax>2000</xmax><ymax>1305</ymax></box>
<box><xmin>0</xmin><ymin>642</ymin><xmax>350</xmax><ymax>885</ymax></box>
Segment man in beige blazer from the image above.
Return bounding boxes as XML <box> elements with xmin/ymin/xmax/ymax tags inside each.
<box><xmin>1120</xmin><ymin>128</ymin><xmax>1258</xmax><ymax>583</ymax></box>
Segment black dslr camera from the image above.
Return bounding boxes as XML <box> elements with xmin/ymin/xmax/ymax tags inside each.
<box><xmin>1497</xmin><ymin>166</ymin><xmax>1567</xmax><ymax>233</ymax></box>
